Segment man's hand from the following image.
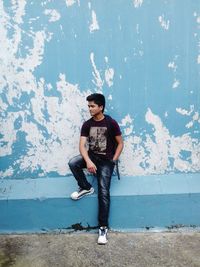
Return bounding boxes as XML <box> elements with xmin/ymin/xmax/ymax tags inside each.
<box><xmin>86</xmin><ymin>160</ymin><xmax>97</xmax><ymax>174</ymax></box>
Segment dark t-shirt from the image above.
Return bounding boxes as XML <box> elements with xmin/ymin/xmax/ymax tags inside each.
<box><xmin>81</xmin><ymin>116</ymin><xmax>121</xmax><ymax>160</ymax></box>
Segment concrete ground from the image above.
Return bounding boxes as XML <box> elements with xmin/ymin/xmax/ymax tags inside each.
<box><xmin>0</xmin><ymin>230</ymin><xmax>200</xmax><ymax>267</ymax></box>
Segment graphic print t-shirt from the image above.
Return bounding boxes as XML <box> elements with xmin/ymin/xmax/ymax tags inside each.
<box><xmin>80</xmin><ymin>117</ymin><xmax>121</xmax><ymax>160</ymax></box>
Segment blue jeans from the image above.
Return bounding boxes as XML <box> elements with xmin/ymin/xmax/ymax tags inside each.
<box><xmin>68</xmin><ymin>152</ymin><xmax>115</xmax><ymax>227</ymax></box>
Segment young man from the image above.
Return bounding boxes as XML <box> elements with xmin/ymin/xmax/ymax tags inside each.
<box><xmin>68</xmin><ymin>93</ymin><xmax>123</xmax><ymax>245</ymax></box>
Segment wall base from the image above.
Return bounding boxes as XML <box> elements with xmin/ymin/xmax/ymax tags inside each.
<box><xmin>0</xmin><ymin>173</ymin><xmax>200</xmax><ymax>233</ymax></box>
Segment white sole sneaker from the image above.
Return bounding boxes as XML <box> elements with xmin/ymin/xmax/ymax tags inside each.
<box><xmin>71</xmin><ymin>187</ymin><xmax>94</xmax><ymax>200</ymax></box>
<box><xmin>97</xmin><ymin>227</ymin><xmax>108</xmax><ymax>245</ymax></box>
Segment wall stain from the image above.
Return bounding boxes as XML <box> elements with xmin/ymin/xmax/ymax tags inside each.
<box><xmin>69</xmin><ymin>223</ymin><xmax>98</xmax><ymax>232</ymax></box>
<box><xmin>0</xmin><ymin>239</ymin><xmax>18</xmax><ymax>267</ymax></box>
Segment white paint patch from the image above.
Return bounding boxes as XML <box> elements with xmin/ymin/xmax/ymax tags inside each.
<box><xmin>11</xmin><ymin>0</ymin><xmax>26</xmax><ymax>24</ymax></box>
<box><xmin>136</xmin><ymin>24</ymin><xmax>139</xmax><ymax>34</ymax></box>
<box><xmin>133</xmin><ymin>0</ymin><xmax>143</xmax><ymax>8</ymax></box>
<box><xmin>17</xmin><ymin>74</ymin><xmax>91</xmax><ymax>175</ymax></box>
<box><xmin>44</xmin><ymin>9</ymin><xmax>61</xmax><ymax>22</ymax></box>
<box><xmin>168</xmin><ymin>61</ymin><xmax>177</xmax><ymax>72</ymax></box>
<box><xmin>177</xmin><ymin>107</ymin><xmax>200</xmax><ymax>129</ymax></box>
<box><xmin>65</xmin><ymin>0</ymin><xmax>76</xmax><ymax>7</ymax></box>
<box><xmin>120</xmin><ymin>114</ymin><xmax>133</xmax><ymax>126</ymax></box>
<box><xmin>89</xmin><ymin>10</ymin><xmax>100</xmax><ymax>33</ymax></box>
<box><xmin>119</xmin><ymin>114</ymin><xmax>134</xmax><ymax>136</ymax></box>
<box><xmin>158</xmin><ymin>15</ymin><xmax>170</xmax><ymax>30</ymax></box>
<box><xmin>176</xmin><ymin>106</ymin><xmax>194</xmax><ymax>116</ymax></box>
<box><xmin>0</xmin><ymin>113</ymin><xmax>18</xmax><ymax>156</ymax></box>
<box><xmin>172</xmin><ymin>79</ymin><xmax>180</xmax><ymax>88</ymax></box>
<box><xmin>197</xmin><ymin>55</ymin><xmax>200</xmax><ymax>64</ymax></box>
<box><xmin>185</xmin><ymin>112</ymin><xmax>199</xmax><ymax>129</ymax></box>
<box><xmin>108</xmin><ymin>94</ymin><xmax>112</xmax><ymax>100</ymax></box>
<box><xmin>105</xmin><ymin>68</ymin><xmax>114</xmax><ymax>87</ymax></box>
<box><xmin>90</xmin><ymin>52</ymin><xmax>104</xmax><ymax>90</ymax></box>
<box><xmin>0</xmin><ymin>167</ymin><xmax>14</xmax><ymax>178</ymax></box>
<box><xmin>120</xmin><ymin>108</ymin><xmax>200</xmax><ymax>175</ymax></box>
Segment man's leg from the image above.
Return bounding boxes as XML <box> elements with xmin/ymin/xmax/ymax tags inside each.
<box><xmin>96</xmin><ymin>160</ymin><xmax>114</xmax><ymax>244</ymax></box>
<box><xmin>68</xmin><ymin>155</ymin><xmax>92</xmax><ymax>190</ymax></box>
<box><xmin>97</xmin><ymin>160</ymin><xmax>115</xmax><ymax>227</ymax></box>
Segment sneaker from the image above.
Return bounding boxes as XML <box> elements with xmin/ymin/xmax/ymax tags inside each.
<box><xmin>71</xmin><ymin>187</ymin><xmax>94</xmax><ymax>200</ymax></box>
<box><xmin>97</xmin><ymin>227</ymin><xmax>108</xmax><ymax>245</ymax></box>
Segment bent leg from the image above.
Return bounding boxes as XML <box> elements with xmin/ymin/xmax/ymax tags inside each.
<box><xmin>68</xmin><ymin>155</ymin><xmax>92</xmax><ymax>190</ymax></box>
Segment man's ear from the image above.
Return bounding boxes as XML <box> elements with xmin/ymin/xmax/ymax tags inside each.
<box><xmin>100</xmin><ymin>105</ymin><xmax>103</xmax><ymax>111</ymax></box>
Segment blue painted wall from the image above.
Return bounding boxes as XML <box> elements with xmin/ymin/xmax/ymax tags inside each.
<box><xmin>0</xmin><ymin>0</ymin><xmax>200</xmax><ymax>232</ymax></box>
<box><xmin>0</xmin><ymin>0</ymin><xmax>199</xmax><ymax>179</ymax></box>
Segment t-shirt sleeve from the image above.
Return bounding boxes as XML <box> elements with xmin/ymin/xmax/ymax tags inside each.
<box><xmin>80</xmin><ymin>121</ymin><xmax>90</xmax><ymax>137</ymax></box>
<box><xmin>111</xmin><ymin>119</ymin><xmax>122</xmax><ymax>136</ymax></box>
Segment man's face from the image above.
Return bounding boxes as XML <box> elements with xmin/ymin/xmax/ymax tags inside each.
<box><xmin>88</xmin><ymin>101</ymin><xmax>103</xmax><ymax>117</ymax></box>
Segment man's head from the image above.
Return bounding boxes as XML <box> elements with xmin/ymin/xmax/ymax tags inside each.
<box><xmin>86</xmin><ymin>93</ymin><xmax>106</xmax><ymax>114</ymax></box>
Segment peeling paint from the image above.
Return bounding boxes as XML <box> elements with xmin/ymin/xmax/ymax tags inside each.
<box><xmin>133</xmin><ymin>0</ymin><xmax>143</xmax><ymax>8</ymax></box>
<box><xmin>0</xmin><ymin>1</ymin><xmax>199</xmax><ymax>179</ymax></box>
<box><xmin>158</xmin><ymin>15</ymin><xmax>170</xmax><ymax>30</ymax></box>
<box><xmin>89</xmin><ymin>10</ymin><xmax>99</xmax><ymax>33</ymax></box>
<box><xmin>168</xmin><ymin>62</ymin><xmax>177</xmax><ymax>72</ymax></box>
<box><xmin>90</xmin><ymin>52</ymin><xmax>104</xmax><ymax>90</ymax></box>
<box><xmin>44</xmin><ymin>9</ymin><xmax>61</xmax><ymax>22</ymax></box>
<box><xmin>172</xmin><ymin>79</ymin><xmax>180</xmax><ymax>89</ymax></box>
<box><xmin>65</xmin><ymin>0</ymin><xmax>79</xmax><ymax>7</ymax></box>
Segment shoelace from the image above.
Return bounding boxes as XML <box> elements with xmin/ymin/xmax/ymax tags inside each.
<box><xmin>100</xmin><ymin>228</ymin><xmax>107</xmax><ymax>236</ymax></box>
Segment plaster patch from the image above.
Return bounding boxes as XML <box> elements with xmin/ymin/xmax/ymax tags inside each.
<box><xmin>17</xmin><ymin>74</ymin><xmax>91</xmax><ymax>175</ymax></box>
<box><xmin>168</xmin><ymin>61</ymin><xmax>177</xmax><ymax>72</ymax></box>
<box><xmin>0</xmin><ymin>167</ymin><xmax>14</xmax><ymax>178</ymax></box>
<box><xmin>133</xmin><ymin>0</ymin><xmax>143</xmax><ymax>8</ymax></box>
<box><xmin>185</xmin><ymin>112</ymin><xmax>199</xmax><ymax>129</ymax></box>
<box><xmin>89</xmin><ymin>10</ymin><xmax>100</xmax><ymax>33</ymax></box>
<box><xmin>172</xmin><ymin>79</ymin><xmax>180</xmax><ymax>88</ymax></box>
<box><xmin>176</xmin><ymin>106</ymin><xmax>194</xmax><ymax>116</ymax></box>
<box><xmin>104</xmin><ymin>57</ymin><xmax>108</xmax><ymax>63</ymax></box>
<box><xmin>105</xmin><ymin>68</ymin><xmax>114</xmax><ymax>87</ymax></box>
<box><xmin>119</xmin><ymin>108</ymin><xmax>200</xmax><ymax>175</ymax></box>
<box><xmin>44</xmin><ymin>9</ymin><xmax>61</xmax><ymax>22</ymax></box>
<box><xmin>197</xmin><ymin>55</ymin><xmax>200</xmax><ymax>64</ymax></box>
<box><xmin>120</xmin><ymin>114</ymin><xmax>133</xmax><ymax>126</ymax></box>
<box><xmin>158</xmin><ymin>15</ymin><xmax>170</xmax><ymax>30</ymax></box>
<box><xmin>65</xmin><ymin>0</ymin><xmax>76</xmax><ymax>7</ymax></box>
<box><xmin>0</xmin><ymin>113</ymin><xmax>19</xmax><ymax>156</ymax></box>
<box><xmin>90</xmin><ymin>52</ymin><xmax>104</xmax><ymax>90</ymax></box>
<box><xmin>119</xmin><ymin>114</ymin><xmax>134</xmax><ymax>136</ymax></box>
<box><xmin>11</xmin><ymin>0</ymin><xmax>26</xmax><ymax>24</ymax></box>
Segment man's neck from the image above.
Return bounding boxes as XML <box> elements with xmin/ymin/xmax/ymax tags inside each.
<box><xmin>93</xmin><ymin>113</ymin><xmax>105</xmax><ymax>121</ymax></box>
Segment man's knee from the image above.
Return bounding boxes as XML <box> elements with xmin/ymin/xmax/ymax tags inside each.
<box><xmin>68</xmin><ymin>155</ymin><xmax>82</xmax><ymax>169</ymax></box>
<box><xmin>68</xmin><ymin>157</ymin><xmax>77</xmax><ymax>168</ymax></box>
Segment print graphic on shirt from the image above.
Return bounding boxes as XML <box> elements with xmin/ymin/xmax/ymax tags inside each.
<box><xmin>89</xmin><ymin>127</ymin><xmax>107</xmax><ymax>155</ymax></box>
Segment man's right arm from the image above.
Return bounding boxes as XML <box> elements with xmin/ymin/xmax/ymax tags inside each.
<box><xmin>79</xmin><ymin>136</ymin><xmax>97</xmax><ymax>174</ymax></box>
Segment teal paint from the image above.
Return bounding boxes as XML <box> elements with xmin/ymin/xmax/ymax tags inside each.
<box><xmin>0</xmin><ymin>174</ymin><xmax>200</xmax><ymax>233</ymax></box>
<box><xmin>0</xmin><ymin>1</ymin><xmax>200</xmax><ymax>232</ymax></box>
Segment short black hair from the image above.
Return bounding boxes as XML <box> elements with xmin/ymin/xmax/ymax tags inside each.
<box><xmin>86</xmin><ymin>93</ymin><xmax>105</xmax><ymax>112</ymax></box>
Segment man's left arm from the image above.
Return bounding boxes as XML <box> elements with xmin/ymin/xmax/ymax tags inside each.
<box><xmin>113</xmin><ymin>135</ymin><xmax>124</xmax><ymax>161</ymax></box>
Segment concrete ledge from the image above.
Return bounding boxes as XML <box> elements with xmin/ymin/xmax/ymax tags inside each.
<box><xmin>0</xmin><ymin>173</ymin><xmax>200</xmax><ymax>233</ymax></box>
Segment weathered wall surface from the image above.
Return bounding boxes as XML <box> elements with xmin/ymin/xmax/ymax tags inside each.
<box><xmin>0</xmin><ymin>0</ymin><xmax>200</xmax><ymax>179</ymax></box>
